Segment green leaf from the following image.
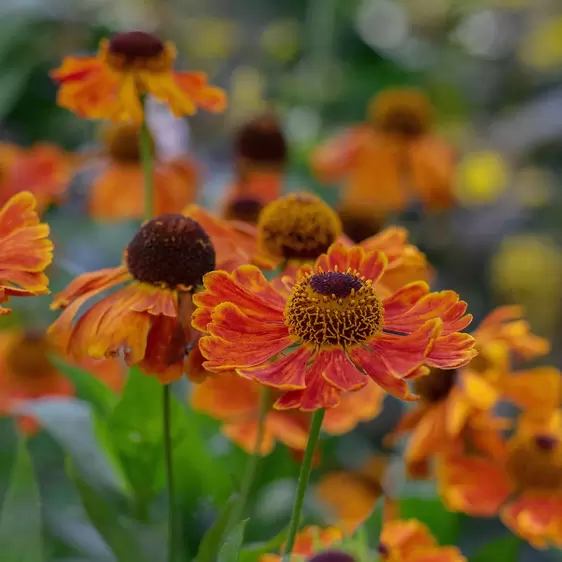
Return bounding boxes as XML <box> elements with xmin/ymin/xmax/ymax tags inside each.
<box><xmin>196</xmin><ymin>494</ymin><xmax>240</xmax><ymax>562</ymax></box>
<box><xmin>51</xmin><ymin>356</ymin><xmax>117</xmax><ymax>417</ymax></box>
<box><xmin>362</xmin><ymin>496</ymin><xmax>386</xmax><ymax>547</ymax></box>
<box><xmin>20</xmin><ymin>398</ymin><xmax>128</xmax><ymax>494</ymax></box>
<box><xmin>239</xmin><ymin>527</ymin><xmax>289</xmax><ymax>562</ymax></box>
<box><xmin>0</xmin><ymin>437</ymin><xmax>44</xmax><ymax>562</ymax></box>
<box><xmin>71</xmin><ymin>469</ymin><xmax>148</xmax><ymax>562</ymax></box>
<box><xmin>218</xmin><ymin>519</ymin><xmax>249</xmax><ymax>562</ymax></box>
<box><xmin>399</xmin><ymin>497</ymin><xmax>460</xmax><ymax>546</ymax></box>
<box><xmin>470</xmin><ymin>536</ymin><xmax>522</xmax><ymax>562</ymax></box>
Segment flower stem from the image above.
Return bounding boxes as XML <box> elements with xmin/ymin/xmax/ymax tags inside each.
<box><xmin>163</xmin><ymin>385</ymin><xmax>176</xmax><ymax>562</ymax></box>
<box><xmin>283</xmin><ymin>408</ymin><xmax>325</xmax><ymax>562</ymax></box>
<box><xmin>229</xmin><ymin>387</ymin><xmax>270</xmax><ymax>529</ymax></box>
<box><xmin>140</xmin><ymin>117</ymin><xmax>154</xmax><ymax>221</ymax></box>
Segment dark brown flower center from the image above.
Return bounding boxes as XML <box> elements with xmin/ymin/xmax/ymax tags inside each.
<box><xmin>126</xmin><ymin>214</ymin><xmax>215</xmax><ymax>290</ymax></box>
<box><xmin>103</xmin><ymin>123</ymin><xmax>155</xmax><ymax>164</ymax></box>
<box><xmin>378</xmin><ymin>108</ymin><xmax>427</xmax><ymax>137</ymax></box>
<box><xmin>307</xmin><ymin>551</ymin><xmax>356</xmax><ymax>562</ymax></box>
<box><xmin>285</xmin><ymin>270</ymin><xmax>383</xmax><ymax>347</ymax></box>
<box><xmin>535</xmin><ymin>435</ymin><xmax>558</xmax><ymax>451</ymax></box>
<box><xmin>109</xmin><ymin>31</ymin><xmax>165</xmax><ymax>62</ymax></box>
<box><xmin>235</xmin><ymin>115</ymin><xmax>287</xmax><ymax>167</ymax></box>
<box><xmin>5</xmin><ymin>332</ymin><xmax>55</xmax><ymax>379</ymax></box>
<box><xmin>377</xmin><ymin>543</ymin><xmax>390</xmax><ymax>558</ymax></box>
<box><xmin>223</xmin><ymin>197</ymin><xmax>264</xmax><ymax>225</ymax></box>
<box><xmin>339</xmin><ymin>210</ymin><xmax>382</xmax><ymax>243</ymax></box>
<box><xmin>257</xmin><ymin>193</ymin><xmax>342</xmax><ymax>260</ymax></box>
<box><xmin>413</xmin><ymin>368</ymin><xmax>457</xmax><ymax>404</ymax></box>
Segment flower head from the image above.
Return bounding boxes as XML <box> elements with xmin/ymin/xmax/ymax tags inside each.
<box><xmin>222</xmin><ymin>196</ymin><xmax>264</xmax><ymax>225</ymax></box>
<box><xmin>89</xmin><ymin>122</ymin><xmax>198</xmax><ymax>219</ymax></box>
<box><xmin>194</xmin><ymin>243</ymin><xmax>474</xmax><ymax>410</ymax></box>
<box><xmin>438</xmin><ymin>411</ymin><xmax>562</xmax><ymax>549</ymax></box>
<box><xmin>257</xmin><ymin>193</ymin><xmax>342</xmax><ymax>260</ymax></box>
<box><xmin>49</xmin><ymin>214</ymin><xmax>215</xmax><ymax>383</ymax></box>
<box><xmin>51</xmin><ymin>30</ymin><xmax>226</xmax><ymax>122</ymax></box>
<box><xmin>0</xmin><ymin>192</ymin><xmax>53</xmax><ymax>314</ymax></box>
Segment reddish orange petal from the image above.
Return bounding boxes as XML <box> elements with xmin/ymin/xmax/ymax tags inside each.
<box><xmin>267</xmin><ymin>411</ymin><xmax>310</xmax><ymax>451</ymax></box>
<box><xmin>240</xmin><ymin>347</ymin><xmax>310</xmax><ymax>390</ymax></box>
<box><xmin>497</xmin><ymin>367</ymin><xmax>562</xmax><ymax>411</ymax></box>
<box><xmin>408</xmin><ymin>547</ymin><xmax>467</xmax><ymax>562</ymax></box>
<box><xmin>223</xmin><ymin>420</ymin><xmax>276</xmax><ymax>455</ymax></box>
<box><xmin>426</xmin><ymin>332</ymin><xmax>477</xmax><ymax>369</ymax></box>
<box><xmin>173</xmin><ymin>71</ymin><xmax>227</xmax><ymax>113</ymax></box>
<box><xmin>380</xmin><ymin>519</ymin><xmax>437</xmax><ymax>558</ymax></box>
<box><xmin>321</xmin><ymin>348</ymin><xmax>367</xmax><ymax>391</ymax></box>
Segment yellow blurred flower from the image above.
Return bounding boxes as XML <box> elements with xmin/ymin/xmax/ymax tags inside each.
<box><xmin>519</xmin><ymin>16</ymin><xmax>562</xmax><ymax>70</ymax></box>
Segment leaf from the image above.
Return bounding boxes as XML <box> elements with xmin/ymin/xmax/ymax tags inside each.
<box><xmin>470</xmin><ymin>536</ymin><xmax>522</xmax><ymax>562</ymax></box>
<box><xmin>51</xmin><ymin>356</ymin><xmax>117</xmax><ymax>417</ymax></box>
<box><xmin>71</xmin><ymin>468</ymin><xmax>149</xmax><ymax>562</ymax></box>
<box><xmin>196</xmin><ymin>494</ymin><xmax>239</xmax><ymax>562</ymax></box>
<box><xmin>399</xmin><ymin>497</ymin><xmax>460</xmax><ymax>546</ymax></box>
<box><xmin>20</xmin><ymin>398</ymin><xmax>128</xmax><ymax>494</ymax></box>
<box><xmin>362</xmin><ymin>496</ymin><xmax>386</xmax><ymax>547</ymax></box>
<box><xmin>218</xmin><ymin>519</ymin><xmax>249</xmax><ymax>562</ymax></box>
<box><xmin>0</xmin><ymin>437</ymin><xmax>44</xmax><ymax>562</ymax></box>
<box><xmin>239</xmin><ymin>527</ymin><xmax>289</xmax><ymax>562</ymax></box>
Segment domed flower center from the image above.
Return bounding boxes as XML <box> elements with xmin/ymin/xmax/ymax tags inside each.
<box><xmin>223</xmin><ymin>197</ymin><xmax>264</xmax><ymax>225</ymax></box>
<box><xmin>258</xmin><ymin>193</ymin><xmax>342</xmax><ymax>260</ymax></box>
<box><xmin>285</xmin><ymin>270</ymin><xmax>383</xmax><ymax>347</ymax></box>
<box><xmin>5</xmin><ymin>332</ymin><xmax>55</xmax><ymax>379</ymax></box>
<box><xmin>413</xmin><ymin>368</ymin><xmax>458</xmax><ymax>404</ymax></box>
<box><xmin>109</xmin><ymin>31</ymin><xmax>165</xmax><ymax>63</ymax></box>
<box><xmin>507</xmin><ymin>435</ymin><xmax>562</xmax><ymax>491</ymax></box>
<box><xmin>307</xmin><ymin>550</ymin><xmax>356</xmax><ymax>562</ymax></box>
<box><xmin>103</xmin><ymin>123</ymin><xmax>155</xmax><ymax>164</ymax></box>
<box><xmin>126</xmin><ymin>214</ymin><xmax>215</xmax><ymax>290</ymax></box>
<box><xmin>235</xmin><ymin>115</ymin><xmax>288</xmax><ymax>168</ymax></box>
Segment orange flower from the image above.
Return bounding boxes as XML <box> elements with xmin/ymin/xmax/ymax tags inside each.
<box><xmin>0</xmin><ymin>192</ymin><xmax>53</xmax><ymax>314</ymax></box>
<box><xmin>193</xmin><ymin>242</ymin><xmax>474</xmax><ymax>411</ymax></box>
<box><xmin>438</xmin><ymin>411</ymin><xmax>562</xmax><ymax>549</ymax></box>
<box><xmin>310</xmin><ymin>88</ymin><xmax>456</xmax><ymax>219</ymax></box>
<box><xmin>48</xmin><ymin>214</ymin><xmax>216</xmax><ymax>384</ymax></box>
<box><xmin>0</xmin><ymin>143</ymin><xmax>72</xmax><ymax>214</ymax></box>
<box><xmin>222</xmin><ymin>114</ymin><xmax>287</xmax><ymax>211</ymax></box>
<box><xmin>89</xmin><ymin>123</ymin><xmax>198</xmax><ymax>219</ymax></box>
<box><xmin>51</xmin><ymin>30</ymin><xmax>226</xmax><ymax>122</ymax></box>
<box><xmin>222</xmin><ymin>196</ymin><xmax>264</xmax><ymax>225</ymax></box>
<box><xmin>316</xmin><ymin>455</ymin><xmax>388</xmax><ymax>533</ymax></box>
<box><xmin>260</xmin><ymin>526</ymin><xmax>344</xmax><ymax>562</ymax></box>
<box><xmin>0</xmin><ymin>329</ymin><xmax>123</xmax><ymax>434</ymax></box>
<box><xmin>379</xmin><ymin>519</ymin><xmax>466</xmax><ymax>562</ymax></box>
<box><xmin>388</xmin><ymin>306</ymin><xmax>556</xmax><ymax>477</ymax></box>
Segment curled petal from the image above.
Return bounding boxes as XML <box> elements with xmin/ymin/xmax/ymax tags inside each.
<box><xmin>426</xmin><ymin>332</ymin><xmax>477</xmax><ymax>369</ymax></box>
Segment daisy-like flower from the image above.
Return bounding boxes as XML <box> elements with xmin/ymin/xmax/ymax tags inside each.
<box><xmin>88</xmin><ymin>122</ymin><xmax>198</xmax><ymax>219</ymax></box>
<box><xmin>51</xmin><ymin>30</ymin><xmax>226</xmax><ymax>122</ymax></box>
<box><xmin>0</xmin><ymin>329</ymin><xmax>123</xmax><ymax>434</ymax></box>
<box><xmin>193</xmin><ymin>242</ymin><xmax>475</xmax><ymax>411</ymax></box>
<box><xmin>48</xmin><ymin>214</ymin><xmax>216</xmax><ymax>383</ymax></box>
<box><xmin>0</xmin><ymin>143</ymin><xmax>72</xmax><ymax>215</ymax></box>
<box><xmin>310</xmin><ymin>88</ymin><xmax>456</xmax><ymax>220</ymax></box>
<box><xmin>438</xmin><ymin>411</ymin><xmax>562</xmax><ymax>549</ymax></box>
<box><xmin>222</xmin><ymin>113</ymin><xmax>287</xmax><ymax>213</ymax></box>
<box><xmin>0</xmin><ymin>192</ymin><xmax>53</xmax><ymax>314</ymax></box>
<box><xmin>388</xmin><ymin>306</ymin><xmax>557</xmax><ymax>477</ymax></box>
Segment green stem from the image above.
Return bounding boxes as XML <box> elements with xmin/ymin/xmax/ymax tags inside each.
<box><xmin>140</xmin><ymin>117</ymin><xmax>154</xmax><ymax>221</ymax></box>
<box><xmin>230</xmin><ymin>387</ymin><xmax>270</xmax><ymax>528</ymax></box>
<box><xmin>163</xmin><ymin>385</ymin><xmax>176</xmax><ymax>562</ymax></box>
<box><xmin>283</xmin><ymin>409</ymin><xmax>325</xmax><ymax>562</ymax></box>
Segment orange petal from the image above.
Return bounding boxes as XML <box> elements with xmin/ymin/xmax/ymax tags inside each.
<box><xmin>426</xmin><ymin>332</ymin><xmax>477</xmax><ymax>369</ymax></box>
<box><xmin>223</xmin><ymin>419</ymin><xmax>276</xmax><ymax>455</ymax></box>
<box><xmin>173</xmin><ymin>71</ymin><xmax>227</xmax><ymax>113</ymax></box>
<box><xmin>498</xmin><ymin>367</ymin><xmax>562</xmax><ymax>411</ymax></box>
<box><xmin>320</xmin><ymin>348</ymin><xmax>367</xmax><ymax>392</ymax></box>
<box><xmin>380</xmin><ymin>519</ymin><xmax>437</xmax><ymax>557</ymax></box>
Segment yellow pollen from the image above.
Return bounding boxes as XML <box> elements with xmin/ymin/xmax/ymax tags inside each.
<box><xmin>506</xmin><ymin>434</ymin><xmax>562</xmax><ymax>491</ymax></box>
<box><xmin>5</xmin><ymin>333</ymin><xmax>55</xmax><ymax>379</ymax></box>
<box><xmin>284</xmin><ymin>269</ymin><xmax>383</xmax><ymax>347</ymax></box>
<box><xmin>257</xmin><ymin>193</ymin><xmax>342</xmax><ymax>260</ymax></box>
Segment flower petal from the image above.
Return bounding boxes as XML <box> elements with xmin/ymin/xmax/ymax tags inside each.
<box><xmin>426</xmin><ymin>332</ymin><xmax>477</xmax><ymax>369</ymax></box>
<box><xmin>321</xmin><ymin>348</ymin><xmax>367</xmax><ymax>391</ymax></box>
<box><xmin>173</xmin><ymin>71</ymin><xmax>227</xmax><ymax>113</ymax></box>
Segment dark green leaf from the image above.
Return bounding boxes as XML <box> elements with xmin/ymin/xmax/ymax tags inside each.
<box><xmin>196</xmin><ymin>494</ymin><xmax>240</xmax><ymax>562</ymax></box>
<box><xmin>51</xmin><ymin>356</ymin><xmax>117</xmax><ymax>417</ymax></box>
<box><xmin>0</xmin><ymin>437</ymin><xmax>44</xmax><ymax>562</ymax></box>
<box><xmin>239</xmin><ymin>527</ymin><xmax>289</xmax><ymax>562</ymax></box>
<box><xmin>470</xmin><ymin>535</ymin><xmax>522</xmax><ymax>562</ymax></box>
<box><xmin>362</xmin><ymin>496</ymin><xmax>386</xmax><ymax>547</ymax></box>
<box><xmin>71</xmin><ymin>469</ymin><xmax>148</xmax><ymax>562</ymax></box>
<box><xmin>219</xmin><ymin>519</ymin><xmax>249</xmax><ymax>562</ymax></box>
<box><xmin>399</xmin><ymin>497</ymin><xmax>460</xmax><ymax>546</ymax></box>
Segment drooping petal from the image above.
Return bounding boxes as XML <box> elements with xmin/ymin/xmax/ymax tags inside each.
<box><xmin>222</xmin><ymin>420</ymin><xmax>276</xmax><ymax>455</ymax></box>
<box><xmin>173</xmin><ymin>71</ymin><xmax>228</xmax><ymax>114</ymax></box>
<box><xmin>320</xmin><ymin>348</ymin><xmax>367</xmax><ymax>391</ymax></box>
<box><xmin>497</xmin><ymin>367</ymin><xmax>562</xmax><ymax>411</ymax></box>
<box><xmin>426</xmin><ymin>331</ymin><xmax>477</xmax><ymax>369</ymax></box>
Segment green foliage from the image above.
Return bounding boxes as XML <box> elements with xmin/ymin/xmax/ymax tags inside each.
<box><xmin>470</xmin><ymin>535</ymin><xmax>522</xmax><ymax>562</ymax></box>
<box><xmin>239</xmin><ymin>527</ymin><xmax>289</xmax><ymax>562</ymax></box>
<box><xmin>0</xmin><ymin>438</ymin><xmax>44</xmax><ymax>562</ymax></box>
<box><xmin>219</xmin><ymin>519</ymin><xmax>249</xmax><ymax>562</ymax></box>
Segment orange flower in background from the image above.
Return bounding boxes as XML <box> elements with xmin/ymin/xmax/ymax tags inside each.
<box><xmin>260</xmin><ymin>526</ymin><xmax>344</xmax><ymax>562</ymax></box>
<box><xmin>0</xmin><ymin>330</ymin><xmax>124</xmax><ymax>434</ymax></box>
<box><xmin>51</xmin><ymin>30</ymin><xmax>226</xmax><ymax>122</ymax></box>
<box><xmin>0</xmin><ymin>192</ymin><xmax>53</xmax><ymax>314</ymax></box>
<box><xmin>0</xmin><ymin>143</ymin><xmax>72</xmax><ymax>214</ymax></box>
<box><xmin>222</xmin><ymin>113</ymin><xmax>288</xmax><ymax>212</ymax></box>
<box><xmin>48</xmin><ymin>214</ymin><xmax>216</xmax><ymax>384</ymax></box>
<box><xmin>222</xmin><ymin>196</ymin><xmax>264</xmax><ymax>225</ymax></box>
<box><xmin>88</xmin><ymin>122</ymin><xmax>198</xmax><ymax>219</ymax></box>
<box><xmin>379</xmin><ymin>519</ymin><xmax>466</xmax><ymax>562</ymax></box>
<box><xmin>388</xmin><ymin>306</ymin><xmax>557</xmax><ymax>478</ymax></box>
<box><xmin>193</xmin><ymin>242</ymin><xmax>474</xmax><ymax>411</ymax></box>
<box><xmin>310</xmin><ymin>88</ymin><xmax>456</xmax><ymax>220</ymax></box>
<box><xmin>438</xmin><ymin>411</ymin><xmax>562</xmax><ymax>549</ymax></box>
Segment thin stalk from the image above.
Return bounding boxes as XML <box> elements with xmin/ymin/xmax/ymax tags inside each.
<box><xmin>283</xmin><ymin>409</ymin><xmax>325</xmax><ymax>561</ymax></box>
<box><xmin>140</xmin><ymin>118</ymin><xmax>154</xmax><ymax>221</ymax></box>
<box><xmin>163</xmin><ymin>385</ymin><xmax>176</xmax><ymax>562</ymax></box>
<box><xmin>230</xmin><ymin>387</ymin><xmax>270</xmax><ymax>528</ymax></box>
